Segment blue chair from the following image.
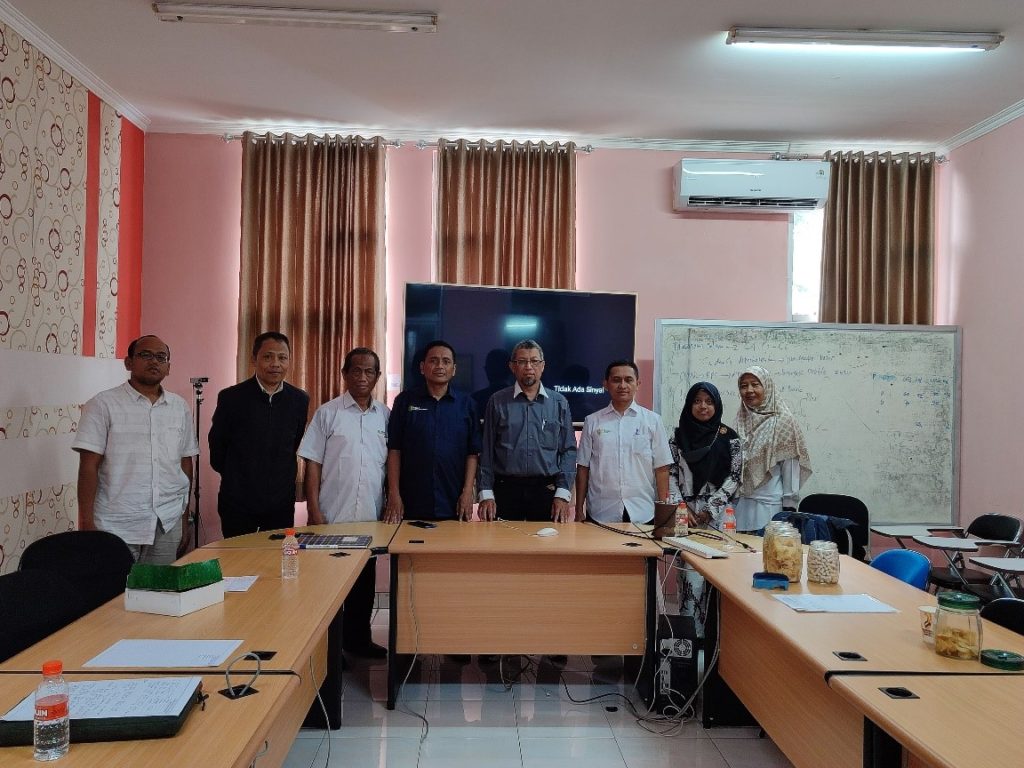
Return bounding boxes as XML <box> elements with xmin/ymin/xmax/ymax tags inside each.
<box><xmin>870</xmin><ymin>549</ymin><xmax>931</xmax><ymax>590</ymax></box>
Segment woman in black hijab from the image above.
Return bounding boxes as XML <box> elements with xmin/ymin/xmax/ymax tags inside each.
<box><xmin>668</xmin><ymin>381</ymin><xmax>742</xmax><ymax>635</ymax></box>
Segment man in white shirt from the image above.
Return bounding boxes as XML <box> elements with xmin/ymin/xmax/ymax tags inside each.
<box><xmin>73</xmin><ymin>334</ymin><xmax>199</xmax><ymax>564</ymax></box>
<box><xmin>298</xmin><ymin>347</ymin><xmax>389</xmax><ymax>658</ymax></box>
<box><xmin>575</xmin><ymin>360</ymin><xmax>672</xmax><ymax>523</ymax></box>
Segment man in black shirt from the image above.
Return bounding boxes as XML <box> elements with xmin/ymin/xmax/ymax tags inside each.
<box><xmin>209</xmin><ymin>331</ymin><xmax>310</xmax><ymax>538</ymax></box>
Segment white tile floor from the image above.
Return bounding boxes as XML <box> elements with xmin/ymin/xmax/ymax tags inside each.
<box><xmin>283</xmin><ymin>610</ymin><xmax>794</xmax><ymax>768</ymax></box>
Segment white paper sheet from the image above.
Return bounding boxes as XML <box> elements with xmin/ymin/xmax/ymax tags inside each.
<box><xmin>1</xmin><ymin>676</ymin><xmax>202</xmax><ymax>722</ymax></box>
<box><xmin>84</xmin><ymin>639</ymin><xmax>242</xmax><ymax>668</ymax></box>
<box><xmin>223</xmin><ymin>575</ymin><xmax>258</xmax><ymax>592</ymax></box>
<box><xmin>774</xmin><ymin>594</ymin><xmax>898</xmax><ymax>613</ymax></box>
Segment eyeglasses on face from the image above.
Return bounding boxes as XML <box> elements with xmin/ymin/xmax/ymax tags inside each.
<box><xmin>511</xmin><ymin>358</ymin><xmax>544</xmax><ymax>367</ymax></box>
<box><xmin>134</xmin><ymin>351</ymin><xmax>170</xmax><ymax>363</ymax></box>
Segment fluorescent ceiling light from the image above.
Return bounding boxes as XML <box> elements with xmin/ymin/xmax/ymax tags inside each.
<box><xmin>152</xmin><ymin>4</ymin><xmax>438</xmax><ymax>32</ymax></box>
<box><xmin>726</xmin><ymin>26</ymin><xmax>1002</xmax><ymax>51</ymax></box>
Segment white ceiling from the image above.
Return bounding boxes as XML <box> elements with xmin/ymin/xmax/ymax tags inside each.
<box><xmin>5</xmin><ymin>0</ymin><xmax>1024</xmax><ymax>153</ymax></box>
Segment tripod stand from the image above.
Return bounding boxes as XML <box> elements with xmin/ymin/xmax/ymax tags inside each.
<box><xmin>190</xmin><ymin>376</ymin><xmax>209</xmax><ymax>550</ymax></box>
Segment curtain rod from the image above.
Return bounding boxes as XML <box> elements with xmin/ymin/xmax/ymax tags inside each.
<box><xmin>223</xmin><ymin>133</ymin><xmax>401</xmax><ymax>147</ymax></box>
<box><xmin>774</xmin><ymin>151</ymin><xmax>947</xmax><ymax>163</ymax></box>
<box><xmin>421</xmin><ymin>139</ymin><xmax>594</xmax><ymax>154</ymax></box>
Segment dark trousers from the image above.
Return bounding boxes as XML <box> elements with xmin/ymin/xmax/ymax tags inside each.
<box><xmin>493</xmin><ymin>475</ymin><xmax>556</xmax><ymax>522</ymax></box>
<box><xmin>342</xmin><ymin>558</ymin><xmax>377</xmax><ymax>649</ymax></box>
<box><xmin>218</xmin><ymin>500</ymin><xmax>295</xmax><ymax>539</ymax></box>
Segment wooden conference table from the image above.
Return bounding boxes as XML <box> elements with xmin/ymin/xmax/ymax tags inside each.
<box><xmin>683</xmin><ymin>547</ymin><xmax>1024</xmax><ymax>768</ymax></box>
<box><xmin>0</xmin><ymin>672</ymin><xmax>299</xmax><ymax>768</ymax></box>
<box><xmin>386</xmin><ymin>519</ymin><xmax>663</xmax><ymax>708</ymax></box>
<box><xmin>0</xmin><ymin>544</ymin><xmax>368</xmax><ymax>767</ymax></box>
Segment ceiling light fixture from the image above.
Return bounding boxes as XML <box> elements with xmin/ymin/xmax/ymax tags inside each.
<box><xmin>726</xmin><ymin>26</ymin><xmax>1002</xmax><ymax>51</ymax></box>
<box><xmin>152</xmin><ymin>3</ymin><xmax>438</xmax><ymax>33</ymax></box>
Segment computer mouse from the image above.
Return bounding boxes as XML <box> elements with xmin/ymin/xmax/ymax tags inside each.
<box><xmin>537</xmin><ymin>527</ymin><xmax>559</xmax><ymax>537</ymax></box>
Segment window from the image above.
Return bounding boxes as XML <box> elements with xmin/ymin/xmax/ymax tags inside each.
<box><xmin>790</xmin><ymin>209</ymin><xmax>824</xmax><ymax>322</ymax></box>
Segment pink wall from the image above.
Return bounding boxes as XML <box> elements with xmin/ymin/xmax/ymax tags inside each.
<box><xmin>947</xmin><ymin>116</ymin><xmax>1024</xmax><ymax>525</ymax></box>
<box><xmin>142</xmin><ymin>134</ymin><xmax>242</xmax><ymax>543</ymax></box>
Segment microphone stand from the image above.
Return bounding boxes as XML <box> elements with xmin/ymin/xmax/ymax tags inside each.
<box><xmin>190</xmin><ymin>377</ymin><xmax>209</xmax><ymax>550</ymax></box>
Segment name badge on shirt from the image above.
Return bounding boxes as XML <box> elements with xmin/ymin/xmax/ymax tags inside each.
<box><xmin>408</xmin><ymin>405</ymin><xmax>428</xmax><ymax>412</ymax></box>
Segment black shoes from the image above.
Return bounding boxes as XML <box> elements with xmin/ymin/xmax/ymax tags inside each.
<box><xmin>345</xmin><ymin>641</ymin><xmax>388</xmax><ymax>659</ymax></box>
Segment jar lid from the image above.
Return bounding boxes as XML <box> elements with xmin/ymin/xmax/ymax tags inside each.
<box><xmin>937</xmin><ymin>591</ymin><xmax>981</xmax><ymax>610</ymax></box>
<box><xmin>980</xmin><ymin>649</ymin><xmax>1024</xmax><ymax>671</ymax></box>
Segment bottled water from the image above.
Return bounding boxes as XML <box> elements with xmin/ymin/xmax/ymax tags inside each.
<box><xmin>281</xmin><ymin>528</ymin><xmax>299</xmax><ymax>579</ymax></box>
<box><xmin>721</xmin><ymin>506</ymin><xmax>738</xmax><ymax>552</ymax></box>
<box><xmin>34</xmin><ymin>660</ymin><xmax>69</xmax><ymax>761</ymax></box>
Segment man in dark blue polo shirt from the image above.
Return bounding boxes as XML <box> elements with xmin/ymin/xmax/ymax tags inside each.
<box><xmin>384</xmin><ymin>340</ymin><xmax>481</xmax><ymax>522</ymax></box>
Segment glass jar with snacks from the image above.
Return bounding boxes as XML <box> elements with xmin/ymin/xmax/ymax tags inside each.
<box><xmin>934</xmin><ymin>591</ymin><xmax>982</xmax><ymax>660</ymax></box>
<box><xmin>806</xmin><ymin>540</ymin><xmax>840</xmax><ymax>584</ymax></box>
<box><xmin>762</xmin><ymin>521</ymin><xmax>793</xmax><ymax>572</ymax></box>
<box><xmin>766</xmin><ymin>526</ymin><xmax>803</xmax><ymax>582</ymax></box>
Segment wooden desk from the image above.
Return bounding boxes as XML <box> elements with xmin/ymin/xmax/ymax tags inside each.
<box><xmin>386</xmin><ymin>520</ymin><xmax>662</xmax><ymax>708</ymax></box>
<box><xmin>205</xmin><ymin>522</ymin><xmax>399</xmax><ymax>552</ymax></box>
<box><xmin>829</xmin><ymin>674</ymin><xmax>1024</xmax><ymax>768</ymax></box>
<box><xmin>684</xmin><ymin>551</ymin><xmax>1024</xmax><ymax>768</ymax></box>
<box><xmin>871</xmin><ymin>525</ymin><xmax>962</xmax><ymax>549</ymax></box>
<box><xmin>0</xmin><ymin>673</ymin><xmax>301</xmax><ymax>768</ymax></box>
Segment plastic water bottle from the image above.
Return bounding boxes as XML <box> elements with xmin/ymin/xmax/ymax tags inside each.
<box><xmin>674</xmin><ymin>502</ymin><xmax>689</xmax><ymax>537</ymax></box>
<box><xmin>721</xmin><ymin>506</ymin><xmax>738</xmax><ymax>552</ymax></box>
<box><xmin>33</xmin><ymin>659</ymin><xmax>69</xmax><ymax>761</ymax></box>
<box><xmin>281</xmin><ymin>528</ymin><xmax>299</xmax><ymax>579</ymax></box>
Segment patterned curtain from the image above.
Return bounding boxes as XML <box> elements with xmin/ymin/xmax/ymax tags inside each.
<box><xmin>436</xmin><ymin>140</ymin><xmax>576</xmax><ymax>289</ymax></box>
<box><xmin>819</xmin><ymin>151</ymin><xmax>935</xmax><ymax>324</ymax></box>
<box><xmin>239</xmin><ymin>132</ymin><xmax>386</xmax><ymax>411</ymax></box>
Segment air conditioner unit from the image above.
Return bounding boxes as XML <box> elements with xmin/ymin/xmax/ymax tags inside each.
<box><xmin>673</xmin><ymin>158</ymin><xmax>830</xmax><ymax>213</ymax></box>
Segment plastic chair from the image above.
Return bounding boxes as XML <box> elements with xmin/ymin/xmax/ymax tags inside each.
<box><xmin>980</xmin><ymin>597</ymin><xmax>1024</xmax><ymax>635</ymax></box>
<box><xmin>926</xmin><ymin>513</ymin><xmax>1023</xmax><ymax>592</ymax></box>
<box><xmin>19</xmin><ymin>530</ymin><xmax>135</xmax><ymax>613</ymax></box>
<box><xmin>798</xmin><ymin>494</ymin><xmax>870</xmax><ymax>562</ymax></box>
<box><xmin>870</xmin><ymin>549</ymin><xmax>931</xmax><ymax>590</ymax></box>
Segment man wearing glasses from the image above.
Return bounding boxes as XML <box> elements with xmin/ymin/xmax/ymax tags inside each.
<box><xmin>477</xmin><ymin>339</ymin><xmax>577</xmax><ymax>523</ymax></box>
<box><xmin>299</xmin><ymin>347</ymin><xmax>389</xmax><ymax>658</ymax></box>
<box><xmin>73</xmin><ymin>335</ymin><xmax>199</xmax><ymax>564</ymax></box>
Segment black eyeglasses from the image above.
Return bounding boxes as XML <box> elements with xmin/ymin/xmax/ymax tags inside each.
<box><xmin>134</xmin><ymin>351</ymin><xmax>170</xmax><ymax>363</ymax></box>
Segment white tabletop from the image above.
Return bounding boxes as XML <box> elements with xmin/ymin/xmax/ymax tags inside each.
<box><xmin>871</xmin><ymin>525</ymin><xmax>962</xmax><ymax>538</ymax></box>
<box><xmin>968</xmin><ymin>557</ymin><xmax>1024</xmax><ymax>574</ymax></box>
<box><xmin>913</xmin><ymin>535</ymin><xmax>979</xmax><ymax>551</ymax></box>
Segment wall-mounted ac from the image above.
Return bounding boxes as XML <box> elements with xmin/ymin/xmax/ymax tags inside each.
<box><xmin>672</xmin><ymin>158</ymin><xmax>830</xmax><ymax>213</ymax></box>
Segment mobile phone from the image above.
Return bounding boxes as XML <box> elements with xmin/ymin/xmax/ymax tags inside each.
<box><xmin>408</xmin><ymin>520</ymin><xmax>437</xmax><ymax>529</ymax></box>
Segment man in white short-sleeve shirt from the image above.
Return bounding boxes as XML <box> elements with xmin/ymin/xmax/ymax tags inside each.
<box><xmin>575</xmin><ymin>360</ymin><xmax>672</xmax><ymax>524</ymax></box>
<box><xmin>298</xmin><ymin>347</ymin><xmax>389</xmax><ymax>658</ymax></box>
<box><xmin>73</xmin><ymin>335</ymin><xmax>199</xmax><ymax>564</ymax></box>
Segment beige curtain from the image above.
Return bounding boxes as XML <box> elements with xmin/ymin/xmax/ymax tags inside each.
<box><xmin>819</xmin><ymin>151</ymin><xmax>935</xmax><ymax>324</ymax></box>
<box><xmin>239</xmin><ymin>132</ymin><xmax>386</xmax><ymax>411</ymax></box>
<box><xmin>437</xmin><ymin>139</ymin><xmax>576</xmax><ymax>288</ymax></box>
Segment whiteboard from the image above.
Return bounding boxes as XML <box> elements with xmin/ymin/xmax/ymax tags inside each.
<box><xmin>655</xmin><ymin>321</ymin><xmax>960</xmax><ymax>524</ymax></box>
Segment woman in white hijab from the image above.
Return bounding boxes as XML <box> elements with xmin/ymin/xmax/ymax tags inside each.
<box><xmin>734</xmin><ymin>366</ymin><xmax>812</xmax><ymax>532</ymax></box>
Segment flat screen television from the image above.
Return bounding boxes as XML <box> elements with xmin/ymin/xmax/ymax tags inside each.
<box><xmin>402</xmin><ymin>283</ymin><xmax>637</xmax><ymax>424</ymax></box>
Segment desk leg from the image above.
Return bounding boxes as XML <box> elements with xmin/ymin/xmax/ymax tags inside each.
<box><xmin>303</xmin><ymin>607</ymin><xmax>344</xmax><ymax>729</ymax></box>
<box><xmin>863</xmin><ymin>718</ymin><xmax>903</xmax><ymax>768</ymax></box>
<box><xmin>632</xmin><ymin>557</ymin><xmax>658</xmax><ymax>707</ymax></box>
<box><xmin>701</xmin><ymin>586</ymin><xmax>757</xmax><ymax>728</ymax></box>
<box><xmin>387</xmin><ymin>553</ymin><xmax>399</xmax><ymax>711</ymax></box>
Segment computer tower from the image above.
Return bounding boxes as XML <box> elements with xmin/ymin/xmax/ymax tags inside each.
<box><xmin>652</xmin><ymin>614</ymin><xmax>699</xmax><ymax>715</ymax></box>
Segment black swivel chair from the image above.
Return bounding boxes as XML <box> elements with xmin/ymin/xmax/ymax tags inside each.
<box><xmin>0</xmin><ymin>570</ymin><xmax>82</xmax><ymax>662</ymax></box>
<box><xmin>798</xmin><ymin>493</ymin><xmax>870</xmax><ymax>562</ymax></box>
<box><xmin>926</xmin><ymin>513</ymin><xmax>1023</xmax><ymax>592</ymax></box>
<box><xmin>18</xmin><ymin>530</ymin><xmax>135</xmax><ymax>615</ymax></box>
<box><xmin>980</xmin><ymin>597</ymin><xmax>1024</xmax><ymax>635</ymax></box>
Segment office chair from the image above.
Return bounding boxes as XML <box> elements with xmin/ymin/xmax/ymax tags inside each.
<box><xmin>870</xmin><ymin>549</ymin><xmax>931</xmax><ymax>590</ymax></box>
<box><xmin>925</xmin><ymin>513</ymin><xmax>1023</xmax><ymax>592</ymax></box>
<box><xmin>798</xmin><ymin>494</ymin><xmax>870</xmax><ymax>561</ymax></box>
<box><xmin>980</xmin><ymin>597</ymin><xmax>1024</xmax><ymax>635</ymax></box>
<box><xmin>0</xmin><ymin>570</ymin><xmax>82</xmax><ymax>662</ymax></box>
<box><xmin>19</xmin><ymin>530</ymin><xmax>135</xmax><ymax>614</ymax></box>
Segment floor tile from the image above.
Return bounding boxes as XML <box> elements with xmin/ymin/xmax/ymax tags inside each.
<box><xmin>711</xmin><ymin>735</ymin><xmax>794</xmax><ymax>768</ymax></box>
<box><xmin>520</xmin><ymin>736</ymin><xmax>627</xmax><ymax>768</ymax></box>
<box><xmin>417</xmin><ymin>733</ymin><xmax>523</xmax><ymax>768</ymax></box>
<box><xmin>605</xmin><ymin>709</ymin><xmax>708</xmax><ymax>740</ymax></box>
<box><xmin>296</xmin><ymin>699</ymin><xmax>428</xmax><ymax>739</ymax></box>
<box><xmin>617</xmin><ymin>737</ymin><xmax>729</xmax><ymax>768</ymax></box>
<box><xmin>283</xmin><ymin>735</ymin><xmax>422</xmax><ymax>767</ymax></box>
<box><xmin>416</xmin><ymin>696</ymin><xmax>518</xmax><ymax>737</ymax></box>
<box><xmin>515</xmin><ymin>698</ymin><xmax>614</xmax><ymax>738</ymax></box>
<box><xmin>703</xmin><ymin>726</ymin><xmax>764</xmax><ymax>739</ymax></box>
